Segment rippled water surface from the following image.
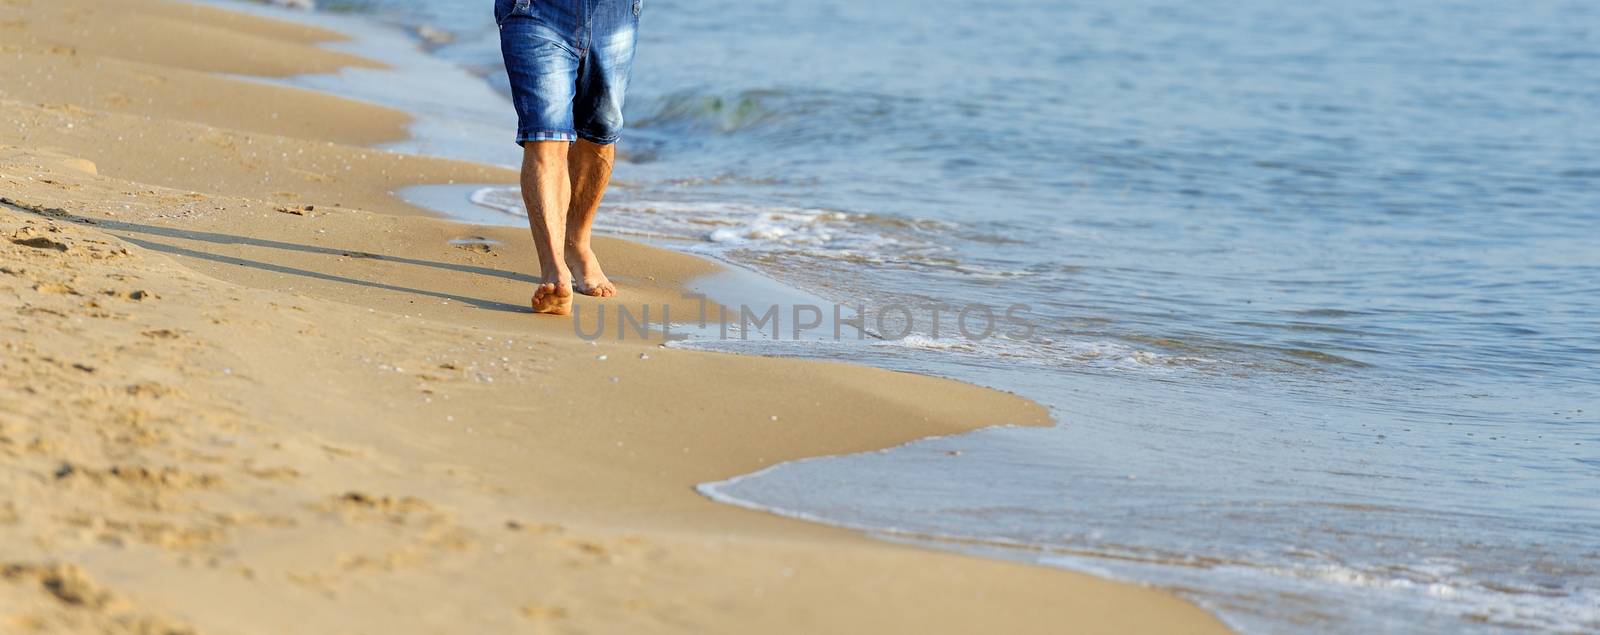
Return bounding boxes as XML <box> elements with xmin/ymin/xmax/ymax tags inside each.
<box><xmin>252</xmin><ymin>0</ymin><xmax>1596</xmax><ymax>631</ymax></box>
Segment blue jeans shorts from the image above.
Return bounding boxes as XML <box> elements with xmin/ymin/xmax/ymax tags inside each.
<box><xmin>496</xmin><ymin>0</ymin><xmax>641</xmax><ymax>146</ymax></box>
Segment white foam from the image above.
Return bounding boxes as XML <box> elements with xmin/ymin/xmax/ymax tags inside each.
<box><xmin>872</xmin><ymin>334</ymin><xmax>973</xmax><ymax>351</ymax></box>
<box><xmin>468</xmin><ymin>186</ymin><xmax>525</xmax><ymax>219</ymax></box>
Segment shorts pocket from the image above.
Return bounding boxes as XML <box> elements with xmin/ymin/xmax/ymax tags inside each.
<box><xmin>495</xmin><ymin>0</ymin><xmax>532</xmax><ymax>26</ymax></box>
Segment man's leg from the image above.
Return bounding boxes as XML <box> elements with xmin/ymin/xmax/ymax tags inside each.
<box><xmin>520</xmin><ymin>140</ymin><xmax>574</xmax><ymax>315</ymax></box>
<box><xmin>564</xmin><ymin>139</ymin><xmax>617</xmax><ymax>297</ymax></box>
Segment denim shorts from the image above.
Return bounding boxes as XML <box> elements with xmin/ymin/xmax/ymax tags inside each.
<box><xmin>495</xmin><ymin>0</ymin><xmax>641</xmax><ymax>146</ymax></box>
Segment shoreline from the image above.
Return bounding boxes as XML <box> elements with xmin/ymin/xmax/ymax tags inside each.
<box><xmin>0</xmin><ymin>0</ymin><xmax>1232</xmax><ymax>632</ymax></box>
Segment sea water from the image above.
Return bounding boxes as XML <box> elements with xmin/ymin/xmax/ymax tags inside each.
<box><xmin>217</xmin><ymin>0</ymin><xmax>1597</xmax><ymax>631</ymax></box>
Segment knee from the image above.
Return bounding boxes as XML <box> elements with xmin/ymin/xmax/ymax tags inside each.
<box><xmin>573</xmin><ymin>138</ymin><xmax>616</xmax><ymax>166</ymax></box>
<box><xmin>523</xmin><ymin>140</ymin><xmax>571</xmax><ymax>169</ymax></box>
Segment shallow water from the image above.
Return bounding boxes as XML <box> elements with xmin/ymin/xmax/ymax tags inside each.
<box><xmin>229</xmin><ymin>0</ymin><xmax>1597</xmax><ymax>631</ymax></box>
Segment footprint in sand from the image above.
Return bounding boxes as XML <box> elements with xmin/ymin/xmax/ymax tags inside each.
<box><xmin>104</xmin><ymin>289</ymin><xmax>155</xmax><ymax>301</ymax></box>
<box><xmin>11</xmin><ymin>236</ymin><xmax>69</xmax><ymax>251</ymax></box>
<box><xmin>449</xmin><ymin>236</ymin><xmax>500</xmax><ymax>255</ymax></box>
<box><xmin>124</xmin><ymin>382</ymin><xmax>179</xmax><ymax>399</ymax></box>
<box><xmin>53</xmin><ymin>463</ymin><xmax>223</xmax><ymax>490</ymax></box>
<box><xmin>2</xmin><ymin>563</ymin><xmax>122</xmax><ymax>610</ymax></box>
<box><xmin>322</xmin><ymin>491</ymin><xmax>436</xmax><ymax>524</ymax></box>
<box><xmin>519</xmin><ymin>604</ymin><xmax>569</xmax><ymax>620</ymax></box>
<box><xmin>0</xmin><ymin>563</ymin><xmax>195</xmax><ymax>632</ymax></box>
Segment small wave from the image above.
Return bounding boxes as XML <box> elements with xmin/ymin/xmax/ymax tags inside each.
<box><xmin>603</xmin><ymin>201</ymin><xmax>899</xmax><ymax>258</ymax></box>
<box><xmin>466</xmin><ymin>189</ymin><xmax>1043</xmax><ymax>285</ymax></box>
<box><xmin>630</xmin><ymin>87</ymin><xmax>898</xmax><ymax>137</ymax></box>
<box><xmin>1243</xmin><ymin>563</ymin><xmax>1600</xmax><ymax>633</ymax></box>
<box><xmin>868</xmin><ymin>334</ymin><xmax>1222</xmax><ymax>372</ymax></box>
<box><xmin>252</xmin><ymin>0</ymin><xmax>314</xmax><ymax>10</ymax></box>
<box><xmin>1042</xmin><ymin>338</ymin><xmax>1221</xmax><ymax>371</ymax></box>
<box><xmin>468</xmin><ymin>190</ymin><xmax>969</xmax><ymax>267</ymax></box>
<box><xmin>705</xmin><ymin>209</ymin><xmax>855</xmax><ymax>246</ymax></box>
<box><xmin>872</xmin><ymin>334</ymin><xmax>976</xmax><ymax>351</ymax></box>
<box><xmin>467</xmin><ymin>187</ymin><xmax>527</xmax><ymax>219</ymax></box>
<box><xmin>631</xmin><ymin>89</ymin><xmax>786</xmax><ymax>134</ymax></box>
<box><xmin>1279</xmin><ymin>348</ymin><xmax>1373</xmax><ymax>368</ymax></box>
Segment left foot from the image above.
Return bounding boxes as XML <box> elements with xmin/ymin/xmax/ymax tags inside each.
<box><xmin>565</xmin><ymin>245</ymin><xmax>617</xmax><ymax>298</ymax></box>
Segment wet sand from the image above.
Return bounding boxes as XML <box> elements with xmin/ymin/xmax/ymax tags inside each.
<box><xmin>0</xmin><ymin>0</ymin><xmax>1232</xmax><ymax>632</ymax></box>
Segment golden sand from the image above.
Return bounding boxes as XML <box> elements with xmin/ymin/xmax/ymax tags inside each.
<box><xmin>0</xmin><ymin>0</ymin><xmax>1232</xmax><ymax>632</ymax></box>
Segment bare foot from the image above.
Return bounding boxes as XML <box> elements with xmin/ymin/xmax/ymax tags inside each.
<box><xmin>565</xmin><ymin>247</ymin><xmax>617</xmax><ymax>298</ymax></box>
<box><xmin>531</xmin><ymin>277</ymin><xmax>573</xmax><ymax>315</ymax></box>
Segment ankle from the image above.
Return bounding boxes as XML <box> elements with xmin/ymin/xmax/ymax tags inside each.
<box><xmin>539</xmin><ymin>263</ymin><xmax>571</xmax><ymax>283</ymax></box>
<box><xmin>564</xmin><ymin>236</ymin><xmax>591</xmax><ymax>251</ymax></box>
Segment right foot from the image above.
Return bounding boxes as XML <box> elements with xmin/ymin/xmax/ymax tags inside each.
<box><xmin>531</xmin><ymin>278</ymin><xmax>573</xmax><ymax>315</ymax></box>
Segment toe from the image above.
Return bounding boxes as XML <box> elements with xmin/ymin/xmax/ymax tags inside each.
<box><xmin>530</xmin><ymin>283</ymin><xmax>573</xmax><ymax>314</ymax></box>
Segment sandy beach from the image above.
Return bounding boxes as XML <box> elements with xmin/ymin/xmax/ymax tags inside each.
<box><xmin>0</xmin><ymin>0</ymin><xmax>1231</xmax><ymax>632</ymax></box>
